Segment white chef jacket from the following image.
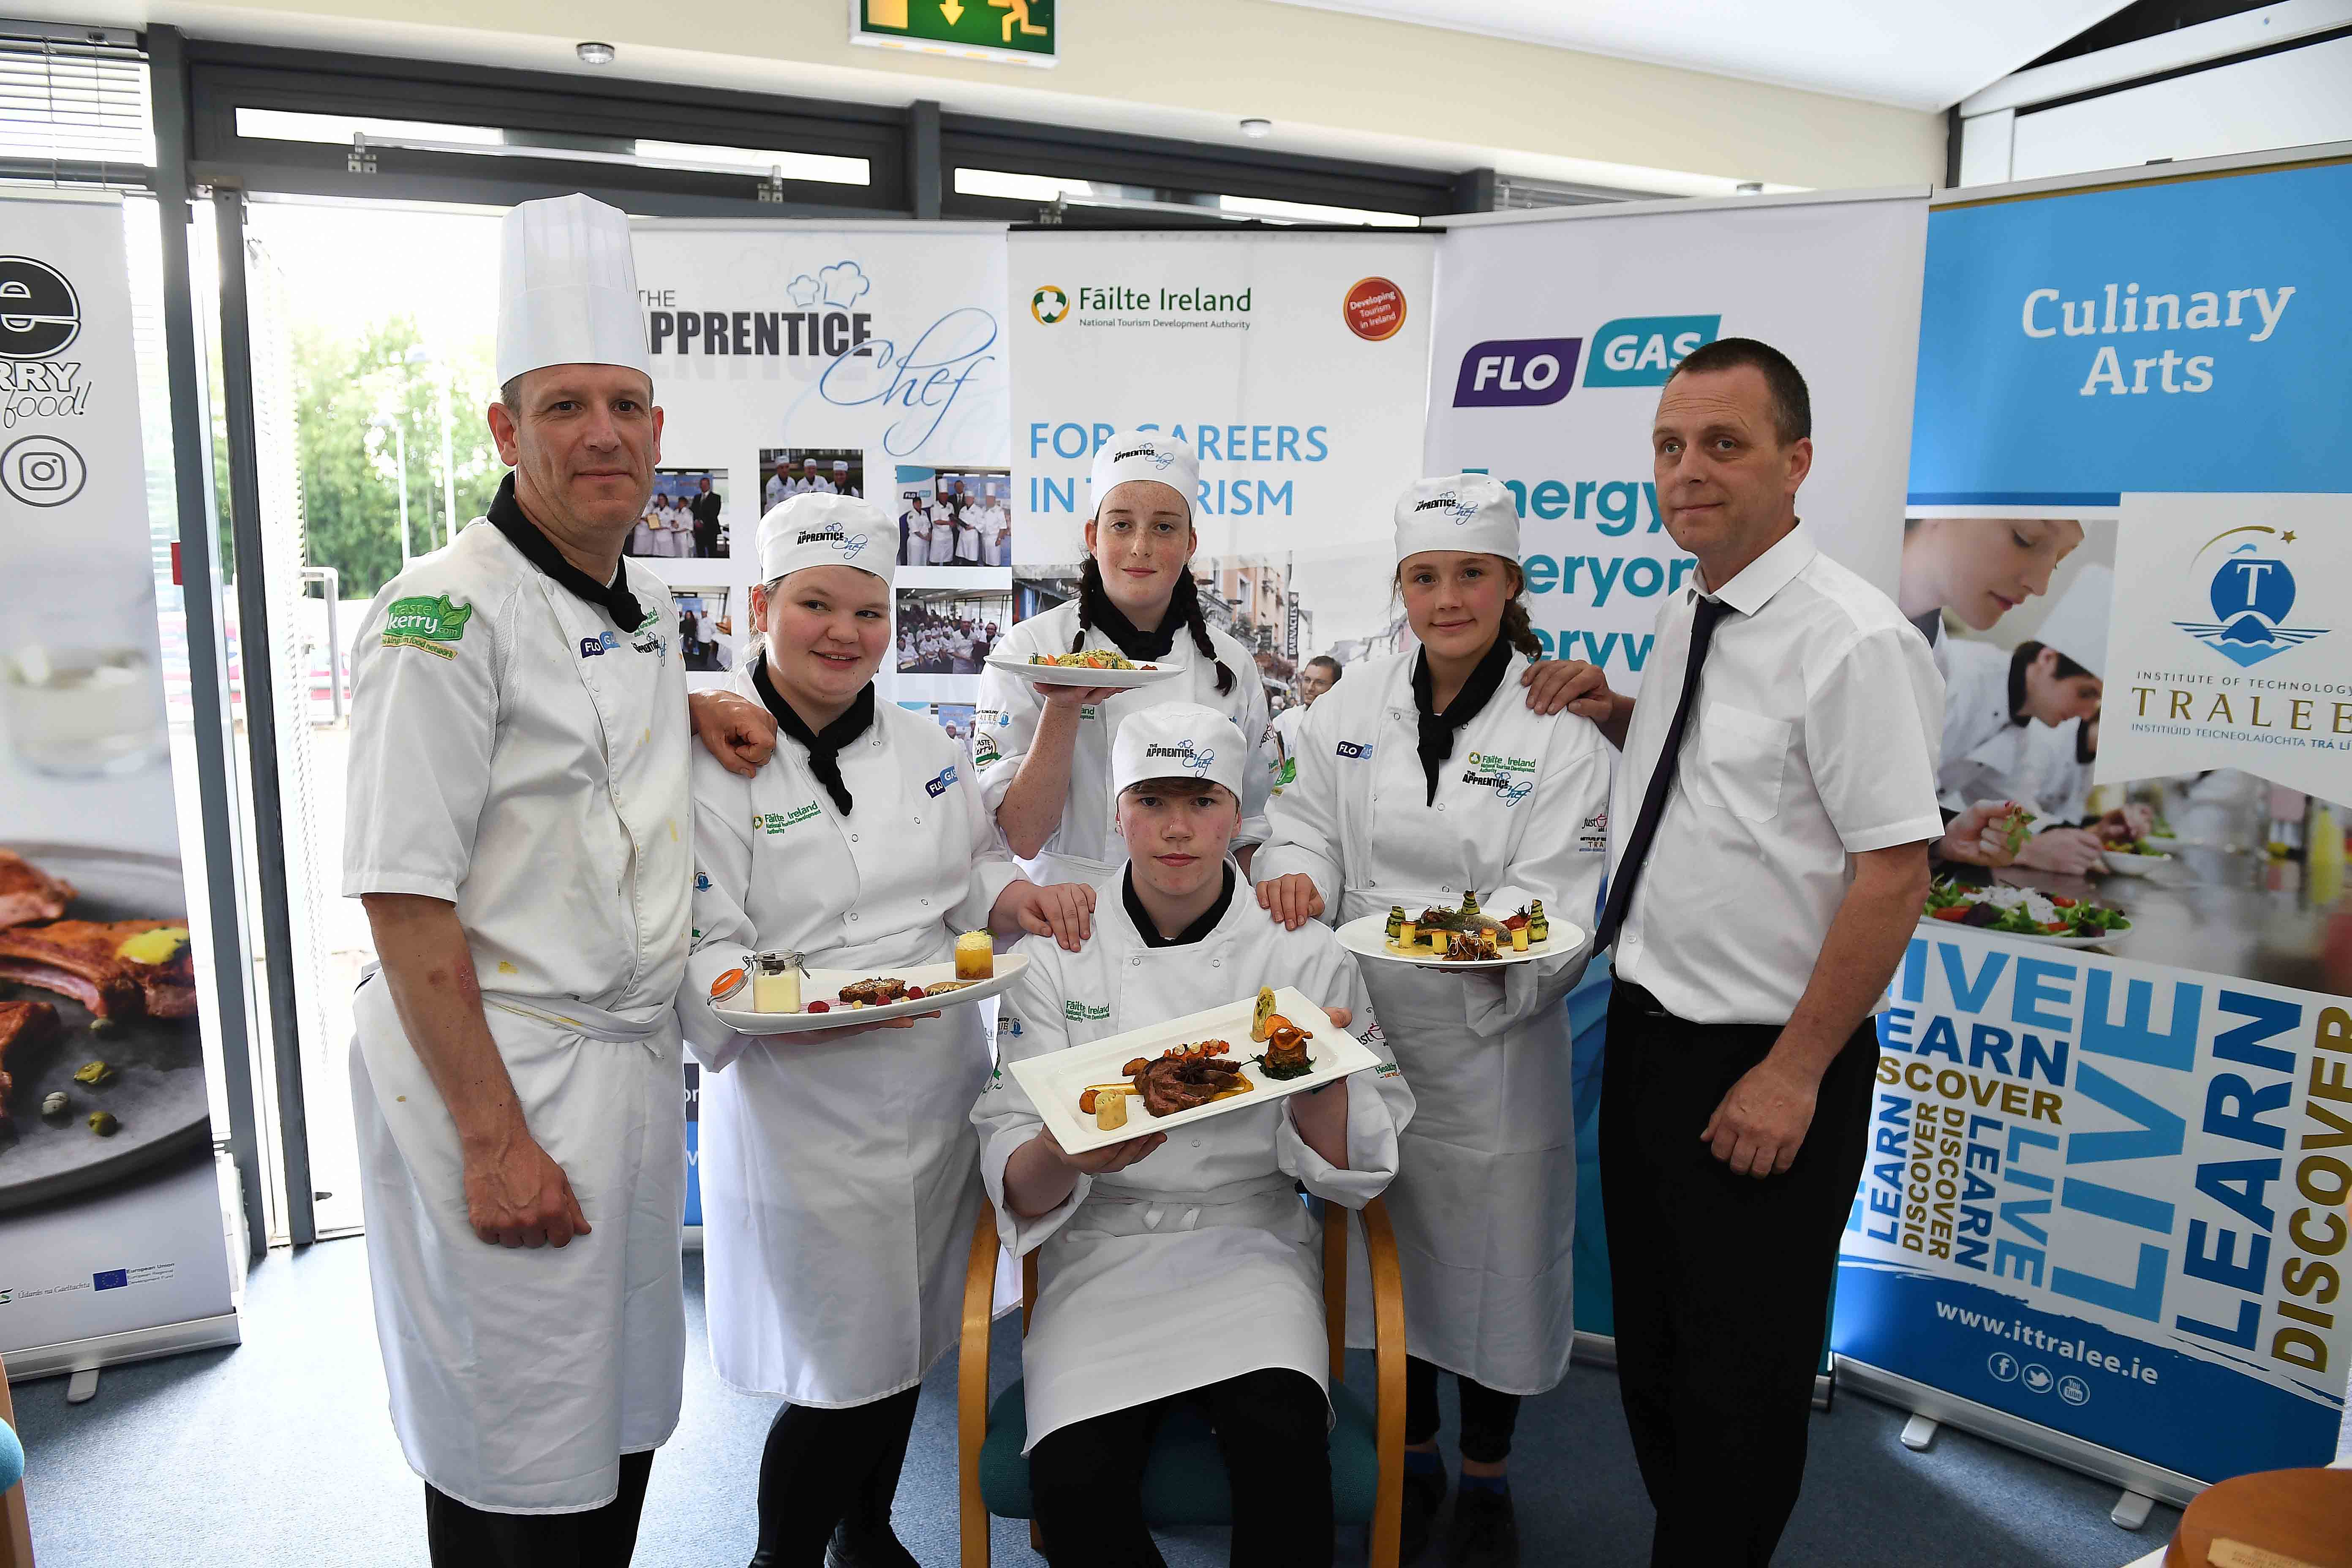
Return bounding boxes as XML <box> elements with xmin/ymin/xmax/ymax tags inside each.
<box><xmin>2018</xmin><ymin>719</ymin><xmax>2094</xmax><ymax>823</ymax></box>
<box><xmin>1610</xmin><ymin>525</ymin><xmax>1944</xmax><ymax>1025</ymax></box>
<box><xmin>974</xmin><ymin>872</ymin><xmax>1410</xmax><ymax>1452</ymax></box>
<box><xmin>980</xmin><ymin>508</ymin><xmax>1006</xmax><ymax>567</ymax></box>
<box><xmin>928</xmin><ymin>508</ymin><xmax>957</xmax><ymax>566</ymax></box>
<box><xmin>765</xmin><ymin>474</ymin><xmax>789</xmax><ymax>509</ymax></box>
<box><xmin>1256</xmin><ymin>647</ymin><xmax>1609</xmax><ymax>1393</ymax></box>
<box><xmin>680</xmin><ymin>665</ymin><xmax>1023</xmax><ymax>1406</ymax></box>
<box><xmin>974</xmin><ymin>599</ymin><xmax>1272</xmax><ymax>886</ymax></box>
<box><xmin>1936</xmin><ymin>636</ymin><xmax>2044</xmax><ymax>813</ymax></box>
<box><xmin>343</xmin><ymin>516</ymin><xmax>691</xmax><ymax>1513</ymax></box>
<box><xmin>901</xmin><ymin>513</ymin><xmax>928</xmax><ymax>567</ymax></box>
<box><xmin>955</xmin><ymin>521</ymin><xmax>982</xmax><ymax>564</ymax></box>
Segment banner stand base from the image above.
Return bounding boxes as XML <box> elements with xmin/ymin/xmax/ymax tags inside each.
<box><xmin>4</xmin><ymin>1311</ymin><xmax>242</xmax><ymax>1386</ymax></box>
<box><xmin>1836</xmin><ymin>1356</ymin><xmax>2204</xmax><ymax>1516</ymax></box>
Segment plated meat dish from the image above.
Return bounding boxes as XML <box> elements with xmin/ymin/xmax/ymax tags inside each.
<box><xmin>1122</xmin><ymin>1039</ymin><xmax>1252</xmax><ymax>1118</ymax></box>
<box><xmin>0</xmin><ymin>999</ymin><xmax>60</xmax><ymax>1108</ymax></box>
<box><xmin>0</xmin><ymin>919</ymin><xmax>196</xmax><ymax>1020</ymax></box>
<box><xmin>0</xmin><ymin>849</ymin><xmax>74</xmax><ymax>928</ymax></box>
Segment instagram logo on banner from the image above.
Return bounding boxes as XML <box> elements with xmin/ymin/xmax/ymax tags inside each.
<box><xmin>0</xmin><ymin>434</ymin><xmax>85</xmax><ymax>507</ymax></box>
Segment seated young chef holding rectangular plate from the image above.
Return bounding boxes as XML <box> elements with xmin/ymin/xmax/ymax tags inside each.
<box><xmin>974</xmin><ymin>701</ymin><xmax>1417</xmax><ymax>1568</ymax></box>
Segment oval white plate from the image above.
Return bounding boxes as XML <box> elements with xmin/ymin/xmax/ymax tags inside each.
<box><xmin>2098</xmin><ymin>851</ymin><xmax>2171</xmax><ymax>877</ymax></box>
<box><xmin>1333</xmin><ymin>912</ymin><xmax>1580</xmax><ymax>971</ymax></box>
<box><xmin>983</xmin><ymin>654</ymin><xmax>1186</xmax><ymax>690</ymax></box>
<box><xmin>710</xmin><ymin>951</ymin><xmax>1029</xmax><ymax>1034</ymax></box>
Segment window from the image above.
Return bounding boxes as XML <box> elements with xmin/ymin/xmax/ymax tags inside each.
<box><xmin>0</xmin><ymin>40</ymin><xmax>153</xmax><ymax>167</ymax></box>
<box><xmin>953</xmin><ymin>166</ymin><xmax>1417</xmax><ymax>226</ymax></box>
<box><xmin>233</xmin><ymin>107</ymin><xmax>871</xmax><ymax>186</ymax></box>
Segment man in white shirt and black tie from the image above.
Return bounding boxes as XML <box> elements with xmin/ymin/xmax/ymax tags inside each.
<box><xmin>1552</xmin><ymin>338</ymin><xmax>1942</xmax><ymax>1566</ymax></box>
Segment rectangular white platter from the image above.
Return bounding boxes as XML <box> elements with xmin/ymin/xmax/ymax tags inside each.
<box><xmin>1009</xmin><ymin>985</ymin><xmax>1380</xmax><ymax>1156</ymax></box>
<box><xmin>1333</xmin><ymin>913</ymin><xmax>1583</xmax><ymax>972</ymax></box>
<box><xmin>711</xmin><ymin>952</ymin><xmax>1029</xmax><ymax>1035</ymax></box>
<box><xmin>983</xmin><ymin>653</ymin><xmax>1186</xmax><ymax>689</ymax></box>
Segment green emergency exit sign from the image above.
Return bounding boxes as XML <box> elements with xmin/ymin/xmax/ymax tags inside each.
<box><xmin>852</xmin><ymin>0</ymin><xmax>1058</xmax><ymax>67</ymax></box>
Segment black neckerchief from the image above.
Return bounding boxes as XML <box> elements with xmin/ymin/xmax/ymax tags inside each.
<box><xmin>1089</xmin><ymin>591</ymin><xmax>1180</xmax><ymax>662</ymax></box>
<box><xmin>1411</xmin><ymin>635</ymin><xmax>1514</xmax><ymax>806</ymax></box>
<box><xmin>485</xmin><ymin>473</ymin><xmax>646</xmax><ymax>631</ymax></box>
<box><xmin>751</xmin><ymin>658</ymin><xmax>874</xmax><ymax>817</ymax></box>
<box><xmin>1909</xmin><ymin>609</ymin><xmax>1943</xmax><ymax>648</ymax></box>
<box><xmin>2074</xmin><ymin>718</ymin><xmax>2096</xmax><ymax>766</ymax></box>
<box><xmin>2006</xmin><ymin>642</ymin><xmax>2033</xmax><ymax>727</ymax></box>
<box><xmin>1125</xmin><ymin>863</ymin><xmax>1236</xmax><ymax>948</ymax></box>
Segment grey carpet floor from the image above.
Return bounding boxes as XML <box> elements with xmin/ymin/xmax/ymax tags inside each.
<box><xmin>10</xmin><ymin>1236</ymin><xmax>2175</xmax><ymax>1565</ymax></box>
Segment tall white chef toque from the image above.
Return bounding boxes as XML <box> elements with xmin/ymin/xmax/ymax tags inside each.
<box><xmin>495</xmin><ymin>193</ymin><xmax>651</xmax><ymax>386</ymax></box>
<box><xmin>1111</xmin><ymin>702</ymin><xmax>1248</xmax><ymax>804</ymax></box>
<box><xmin>1393</xmin><ymin>473</ymin><xmax>1522</xmax><ymax>566</ymax></box>
<box><xmin>2036</xmin><ymin>563</ymin><xmax>2113</xmax><ymax>681</ymax></box>
<box><xmin>757</xmin><ymin>492</ymin><xmax>897</xmax><ymax>586</ymax></box>
<box><xmin>1090</xmin><ymin>431</ymin><xmax>1199</xmax><ymax>521</ymax></box>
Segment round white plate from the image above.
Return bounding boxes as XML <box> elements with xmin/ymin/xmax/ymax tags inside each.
<box><xmin>1917</xmin><ymin>915</ymin><xmax>2130</xmax><ymax>948</ymax></box>
<box><xmin>1334</xmin><ymin>912</ymin><xmax>1579</xmax><ymax>970</ymax></box>
<box><xmin>983</xmin><ymin>654</ymin><xmax>1185</xmax><ymax>690</ymax></box>
<box><xmin>710</xmin><ymin>951</ymin><xmax>1029</xmax><ymax>1034</ymax></box>
<box><xmin>2098</xmin><ymin>851</ymin><xmax>2171</xmax><ymax>877</ymax></box>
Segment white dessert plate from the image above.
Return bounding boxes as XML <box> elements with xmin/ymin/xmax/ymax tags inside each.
<box><xmin>1333</xmin><ymin>913</ymin><xmax>1581</xmax><ymax>971</ymax></box>
<box><xmin>1011</xmin><ymin>986</ymin><xmax>1380</xmax><ymax>1157</ymax></box>
<box><xmin>984</xmin><ymin>654</ymin><xmax>1185</xmax><ymax>689</ymax></box>
<box><xmin>711</xmin><ymin>951</ymin><xmax>1029</xmax><ymax>1034</ymax></box>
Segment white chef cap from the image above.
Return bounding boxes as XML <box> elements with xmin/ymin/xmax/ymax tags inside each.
<box><xmin>1394</xmin><ymin>474</ymin><xmax>1522</xmax><ymax>567</ymax></box>
<box><xmin>832</xmin><ymin>459</ymin><xmax>849</xmax><ymax>471</ymax></box>
<box><xmin>757</xmin><ymin>493</ymin><xmax>896</xmax><ymax>587</ymax></box>
<box><xmin>1090</xmin><ymin>431</ymin><xmax>1198</xmax><ymax>522</ymax></box>
<box><xmin>1112</xmin><ymin>702</ymin><xmax>1247</xmax><ymax>803</ymax></box>
<box><xmin>495</xmin><ymin>194</ymin><xmax>650</xmax><ymax>387</ymax></box>
<box><xmin>2035</xmin><ymin>563</ymin><xmax>2112</xmax><ymax>680</ymax></box>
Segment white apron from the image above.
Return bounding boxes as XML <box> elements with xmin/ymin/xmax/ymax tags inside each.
<box><xmin>679</xmin><ymin>669</ymin><xmax>1022</xmax><ymax>1407</ymax></box>
<box><xmin>1256</xmin><ymin>650</ymin><xmax>1611</xmax><ymax>1394</ymax></box>
<box><xmin>972</xmin><ymin>599</ymin><xmax>1271</xmax><ymax>887</ymax></box>
<box><xmin>342</xmin><ymin>520</ymin><xmax>692</xmax><ymax>1513</ymax></box>
<box><xmin>974</xmin><ymin>878</ymin><xmax>1411</xmax><ymax>1451</ymax></box>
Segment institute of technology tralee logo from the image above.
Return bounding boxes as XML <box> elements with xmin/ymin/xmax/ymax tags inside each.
<box><xmin>2172</xmin><ymin>525</ymin><xmax>2326</xmax><ymax>668</ymax></box>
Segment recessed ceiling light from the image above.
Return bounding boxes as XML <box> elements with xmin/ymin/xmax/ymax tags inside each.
<box><xmin>1240</xmin><ymin>118</ymin><xmax>1274</xmax><ymax>139</ymax></box>
<box><xmin>1736</xmin><ymin>181</ymin><xmax>1764</xmax><ymax>194</ymax></box>
<box><xmin>576</xmin><ymin>41</ymin><xmax>616</xmax><ymax>66</ymax></box>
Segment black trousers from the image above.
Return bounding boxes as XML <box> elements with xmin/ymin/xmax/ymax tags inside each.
<box><xmin>1029</xmin><ymin>1367</ymin><xmax>1333</xmax><ymax>1568</ymax></box>
<box><xmin>751</xmin><ymin>1385</ymin><xmax>923</xmax><ymax>1567</ymax></box>
<box><xmin>1402</xmin><ymin>1356</ymin><xmax>1522</xmax><ymax>1465</ymax></box>
<box><xmin>1600</xmin><ymin>980</ymin><xmax>1879</xmax><ymax>1568</ymax></box>
<box><xmin>425</xmin><ymin>1449</ymin><xmax>654</xmax><ymax>1568</ymax></box>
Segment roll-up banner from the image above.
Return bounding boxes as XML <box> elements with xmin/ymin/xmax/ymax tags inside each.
<box><xmin>0</xmin><ymin>191</ymin><xmax>239</xmax><ymax>1372</ymax></box>
<box><xmin>629</xmin><ymin>221</ymin><xmax>1011</xmax><ymax>1227</ymax></box>
<box><xmin>1836</xmin><ymin>149</ymin><xmax>2352</xmax><ymax>1495</ymax></box>
<box><xmin>1421</xmin><ymin>191</ymin><xmax>1930</xmax><ymax>1341</ymax></box>
<box><xmin>1008</xmin><ymin>229</ymin><xmax>1436</xmax><ymax>696</ymax></box>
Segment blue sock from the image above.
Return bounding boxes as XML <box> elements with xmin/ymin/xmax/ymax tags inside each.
<box><xmin>1404</xmin><ymin>1448</ymin><xmax>1445</xmax><ymax>1478</ymax></box>
<box><xmin>1458</xmin><ymin>1470</ymin><xmax>1509</xmax><ymax>1496</ymax></box>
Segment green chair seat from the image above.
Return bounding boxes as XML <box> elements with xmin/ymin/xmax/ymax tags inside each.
<box><xmin>975</xmin><ymin>1376</ymin><xmax>1381</xmax><ymax>1527</ymax></box>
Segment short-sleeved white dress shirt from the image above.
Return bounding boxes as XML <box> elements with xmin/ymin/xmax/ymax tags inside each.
<box><xmin>1609</xmin><ymin>525</ymin><xmax>1944</xmax><ymax>1025</ymax></box>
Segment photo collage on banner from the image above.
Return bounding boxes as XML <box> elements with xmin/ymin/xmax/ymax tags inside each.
<box><xmin>0</xmin><ymin>192</ymin><xmax>237</xmax><ymax>1364</ymax></box>
<box><xmin>1838</xmin><ymin>155</ymin><xmax>2352</xmax><ymax>1486</ymax></box>
<box><xmin>1421</xmin><ymin>192</ymin><xmax>1933</xmax><ymax>1342</ymax></box>
<box><xmin>1009</xmin><ymin>230</ymin><xmax>1435</xmax><ymax>798</ymax></box>
<box><xmin>630</xmin><ymin>221</ymin><xmax>1010</xmax><ymax>1222</ymax></box>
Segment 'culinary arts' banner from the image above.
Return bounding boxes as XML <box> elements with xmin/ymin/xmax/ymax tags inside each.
<box><xmin>0</xmin><ymin>192</ymin><xmax>237</xmax><ymax>1367</ymax></box>
<box><xmin>1008</xmin><ymin>230</ymin><xmax>1435</xmax><ymax>685</ymax></box>
<box><xmin>1846</xmin><ymin>152</ymin><xmax>2352</xmax><ymax>1489</ymax></box>
<box><xmin>1421</xmin><ymin>191</ymin><xmax>1930</xmax><ymax>694</ymax></box>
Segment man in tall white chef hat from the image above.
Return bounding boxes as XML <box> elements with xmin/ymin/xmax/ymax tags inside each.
<box><xmin>1937</xmin><ymin>563</ymin><xmax>2128</xmax><ymax>873</ymax></box>
<box><xmin>343</xmin><ymin>192</ymin><xmax>696</xmax><ymax>1563</ymax></box>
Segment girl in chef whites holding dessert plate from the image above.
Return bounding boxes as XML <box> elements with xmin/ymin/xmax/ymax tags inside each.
<box><xmin>975</xmin><ymin>432</ymin><xmax>1273</xmax><ymax>886</ymax></box>
<box><xmin>679</xmin><ymin>491</ymin><xmax>1095</xmax><ymax>1568</ymax></box>
<box><xmin>1256</xmin><ymin>474</ymin><xmax>1613</xmax><ymax>1568</ymax></box>
<box><xmin>976</xmin><ymin>701</ymin><xmax>1415</xmax><ymax>1568</ymax></box>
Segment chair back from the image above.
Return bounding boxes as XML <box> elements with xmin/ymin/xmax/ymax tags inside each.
<box><xmin>0</xmin><ymin>1350</ymin><xmax>33</xmax><ymax>1568</ymax></box>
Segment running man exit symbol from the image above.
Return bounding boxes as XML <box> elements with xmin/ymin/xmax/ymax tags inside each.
<box><xmin>853</xmin><ymin>0</ymin><xmax>1056</xmax><ymax>64</ymax></box>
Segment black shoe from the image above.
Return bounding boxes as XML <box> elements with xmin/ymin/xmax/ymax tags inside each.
<box><xmin>1446</xmin><ymin>1486</ymin><xmax>1519</xmax><ymax>1568</ymax></box>
<box><xmin>1399</xmin><ymin>1463</ymin><xmax>1448</xmax><ymax>1564</ymax></box>
<box><xmin>823</xmin><ymin>1519</ymin><xmax>920</xmax><ymax>1568</ymax></box>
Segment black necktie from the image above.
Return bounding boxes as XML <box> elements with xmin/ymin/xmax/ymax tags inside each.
<box><xmin>1594</xmin><ymin>593</ymin><xmax>1731</xmax><ymax>953</ymax></box>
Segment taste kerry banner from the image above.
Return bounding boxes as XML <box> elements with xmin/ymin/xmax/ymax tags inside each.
<box><xmin>1008</xmin><ymin>230</ymin><xmax>1435</xmax><ymax>690</ymax></box>
<box><xmin>1422</xmin><ymin>190</ymin><xmax>1929</xmax><ymax>694</ymax></box>
<box><xmin>1839</xmin><ymin>155</ymin><xmax>2352</xmax><ymax>1489</ymax></box>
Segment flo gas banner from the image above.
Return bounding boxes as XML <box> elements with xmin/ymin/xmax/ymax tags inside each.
<box><xmin>1838</xmin><ymin>929</ymin><xmax>2352</xmax><ymax>1484</ymax></box>
<box><xmin>1008</xmin><ymin>231</ymin><xmax>1435</xmax><ymax>694</ymax></box>
<box><xmin>1422</xmin><ymin>191</ymin><xmax>1928</xmax><ymax>694</ymax></box>
<box><xmin>629</xmin><ymin>221</ymin><xmax>1011</xmax><ymax>714</ymax></box>
<box><xmin>0</xmin><ymin>192</ymin><xmax>237</xmax><ymax>1366</ymax></box>
<box><xmin>1846</xmin><ymin>154</ymin><xmax>2352</xmax><ymax>1488</ymax></box>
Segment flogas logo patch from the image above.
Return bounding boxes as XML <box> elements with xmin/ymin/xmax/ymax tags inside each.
<box><xmin>1582</xmin><ymin>315</ymin><xmax>1721</xmax><ymax>387</ymax></box>
<box><xmin>1454</xmin><ymin>337</ymin><xmax>1580</xmax><ymax>408</ymax></box>
<box><xmin>925</xmin><ymin>764</ymin><xmax>958</xmax><ymax>798</ymax></box>
<box><xmin>580</xmin><ymin>630</ymin><xmax>619</xmax><ymax>659</ymax></box>
<box><xmin>2173</xmin><ymin>527</ymin><xmax>2326</xmax><ymax>668</ymax></box>
<box><xmin>1335</xmin><ymin>740</ymin><xmax>1374</xmax><ymax>760</ymax></box>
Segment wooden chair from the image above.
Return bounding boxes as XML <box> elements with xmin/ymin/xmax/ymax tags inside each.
<box><xmin>956</xmin><ymin>1194</ymin><xmax>1407</xmax><ymax>1568</ymax></box>
<box><xmin>0</xmin><ymin>1350</ymin><xmax>33</xmax><ymax>1568</ymax></box>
